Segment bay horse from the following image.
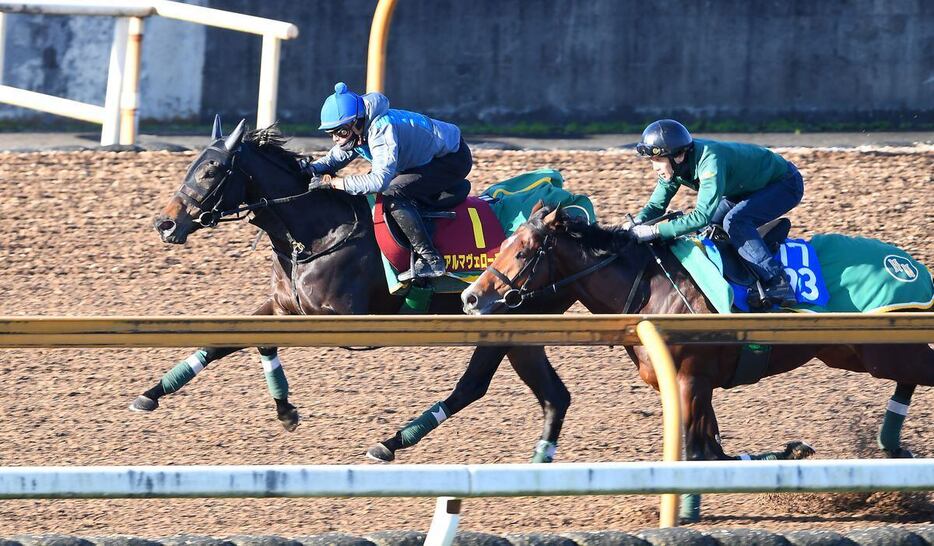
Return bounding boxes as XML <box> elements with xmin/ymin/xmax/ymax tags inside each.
<box><xmin>460</xmin><ymin>204</ymin><xmax>934</xmax><ymax>521</ymax></box>
<box><xmin>130</xmin><ymin>119</ymin><xmax>576</xmax><ymax>462</ymax></box>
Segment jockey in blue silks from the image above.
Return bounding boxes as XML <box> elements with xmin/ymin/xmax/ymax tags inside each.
<box><xmin>302</xmin><ymin>82</ymin><xmax>472</xmax><ymax>281</ymax></box>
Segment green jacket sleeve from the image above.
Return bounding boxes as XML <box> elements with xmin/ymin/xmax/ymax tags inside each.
<box><xmin>635</xmin><ymin>178</ymin><xmax>679</xmax><ymax>223</ymax></box>
<box><xmin>657</xmin><ymin>158</ymin><xmax>725</xmax><ymax>239</ymax></box>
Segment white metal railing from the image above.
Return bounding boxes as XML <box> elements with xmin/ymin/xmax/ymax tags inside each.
<box><xmin>0</xmin><ymin>1</ymin><xmax>298</xmax><ymax>145</ymax></box>
<box><xmin>2</xmin><ymin>460</ymin><xmax>933</xmax><ymax>546</ymax></box>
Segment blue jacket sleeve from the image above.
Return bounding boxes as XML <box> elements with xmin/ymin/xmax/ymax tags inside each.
<box><xmin>342</xmin><ymin>124</ymin><xmax>399</xmax><ymax>194</ymax></box>
<box><xmin>310</xmin><ymin>145</ymin><xmax>357</xmax><ymax>175</ymax></box>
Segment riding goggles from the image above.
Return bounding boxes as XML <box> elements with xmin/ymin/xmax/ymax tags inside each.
<box><xmin>326</xmin><ymin>125</ymin><xmax>354</xmax><ymax>139</ymax></box>
<box><xmin>635</xmin><ymin>143</ymin><xmax>669</xmax><ymax>157</ymax></box>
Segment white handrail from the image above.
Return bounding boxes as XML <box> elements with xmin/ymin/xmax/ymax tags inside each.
<box><xmin>0</xmin><ymin>83</ymin><xmax>105</xmax><ymax>122</ymax></box>
<box><xmin>0</xmin><ymin>1</ymin><xmax>152</xmax><ymax>17</ymax></box>
<box><xmin>0</xmin><ymin>1</ymin><xmax>299</xmax><ymax>37</ymax></box>
<box><xmin>152</xmin><ymin>0</ymin><xmax>297</xmax><ymax>39</ymax></box>
<box><xmin>3</xmin><ymin>460</ymin><xmax>933</xmax><ymax>498</ymax></box>
<box><xmin>1</xmin><ymin>460</ymin><xmax>932</xmax><ymax>546</ymax></box>
<box><xmin>0</xmin><ymin>1</ymin><xmax>298</xmax><ymax>143</ymax></box>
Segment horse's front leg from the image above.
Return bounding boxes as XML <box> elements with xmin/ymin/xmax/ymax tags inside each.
<box><xmin>128</xmin><ymin>345</ymin><xmax>242</xmax><ymax>412</ymax></box>
<box><xmin>677</xmin><ymin>373</ymin><xmax>728</xmax><ymax>523</ymax></box>
<box><xmin>506</xmin><ymin>345</ymin><xmax>571</xmax><ymax>463</ymax></box>
<box><xmin>258</xmin><ymin>345</ymin><xmax>300</xmax><ymax>432</ymax></box>
<box><xmin>366</xmin><ymin>345</ymin><xmax>510</xmax><ymax>462</ymax></box>
<box><xmin>129</xmin><ymin>299</ymin><xmax>301</xmax><ymax>431</ymax></box>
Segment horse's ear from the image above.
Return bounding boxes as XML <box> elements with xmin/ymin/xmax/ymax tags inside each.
<box><xmin>224</xmin><ymin>119</ymin><xmax>247</xmax><ymax>151</ymax></box>
<box><xmin>211</xmin><ymin>114</ymin><xmax>223</xmax><ymax>140</ymax></box>
<box><xmin>542</xmin><ymin>204</ymin><xmax>563</xmax><ymax>227</ymax></box>
<box><xmin>531</xmin><ymin>200</ymin><xmax>546</xmax><ymax>215</ymax></box>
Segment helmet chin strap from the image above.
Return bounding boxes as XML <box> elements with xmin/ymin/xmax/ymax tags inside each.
<box><xmin>670</xmin><ymin>147</ymin><xmax>693</xmax><ymax>179</ymax></box>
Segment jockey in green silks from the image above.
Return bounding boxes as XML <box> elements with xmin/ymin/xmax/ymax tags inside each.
<box><xmin>629</xmin><ymin>119</ymin><xmax>804</xmax><ymax>306</ymax></box>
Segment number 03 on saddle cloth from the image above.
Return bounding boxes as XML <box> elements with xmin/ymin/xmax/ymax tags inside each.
<box><xmin>673</xmin><ymin>233</ymin><xmax>934</xmax><ymax>313</ymax></box>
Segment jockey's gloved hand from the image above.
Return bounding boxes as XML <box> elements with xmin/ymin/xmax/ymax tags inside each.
<box><xmin>307</xmin><ymin>174</ymin><xmax>332</xmax><ymax>191</ymax></box>
<box><xmin>298</xmin><ymin>157</ymin><xmax>316</xmax><ymax>177</ymax></box>
<box><xmin>631</xmin><ymin>224</ymin><xmax>659</xmax><ymax>243</ymax></box>
<box><xmin>621</xmin><ymin>220</ymin><xmax>634</xmax><ymax>231</ymax></box>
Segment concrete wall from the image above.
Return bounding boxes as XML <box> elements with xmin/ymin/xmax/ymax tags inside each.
<box><xmin>2</xmin><ymin>0</ymin><xmax>932</xmax><ymax>126</ymax></box>
<box><xmin>0</xmin><ymin>1</ymin><xmax>207</xmax><ymax>121</ymax></box>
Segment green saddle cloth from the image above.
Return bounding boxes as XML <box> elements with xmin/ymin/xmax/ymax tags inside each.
<box><xmin>482</xmin><ymin>168</ymin><xmax>596</xmax><ymax>236</ymax></box>
<box><xmin>672</xmin><ymin>234</ymin><xmax>934</xmax><ymax>314</ymax></box>
<box><xmin>799</xmin><ymin>234</ymin><xmax>934</xmax><ymax>313</ymax></box>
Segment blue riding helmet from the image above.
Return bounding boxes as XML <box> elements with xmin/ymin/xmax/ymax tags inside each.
<box><xmin>319</xmin><ymin>82</ymin><xmax>365</xmax><ymax>131</ymax></box>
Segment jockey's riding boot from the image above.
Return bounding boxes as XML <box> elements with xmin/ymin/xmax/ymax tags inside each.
<box><xmin>763</xmin><ymin>273</ymin><xmax>797</xmax><ymax>307</ymax></box>
<box><xmin>388</xmin><ymin>198</ymin><xmax>446</xmax><ymax>281</ymax></box>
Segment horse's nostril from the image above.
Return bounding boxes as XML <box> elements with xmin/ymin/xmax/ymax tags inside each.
<box><xmin>466</xmin><ymin>294</ymin><xmax>478</xmax><ymax>306</ymax></box>
<box><xmin>157</xmin><ymin>220</ymin><xmax>175</xmax><ymax>233</ymax></box>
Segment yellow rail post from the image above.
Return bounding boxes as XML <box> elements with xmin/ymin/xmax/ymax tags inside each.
<box><xmin>636</xmin><ymin>320</ymin><xmax>683</xmax><ymax>528</ymax></box>
<box><xmin>366</xmin><ymin>0</ymin><xmax>398</xmax><ymax>93</ymax></box>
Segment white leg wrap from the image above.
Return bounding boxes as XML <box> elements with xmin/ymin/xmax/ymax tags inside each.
<box><xmin>534</xmin><ymin>439</ymin><xmax>557</xmax><ymax>459</ymax></box>
<box><xmin>431</xmin><ymin>404</ymin><xmax>448</xmax><ymax>425</ymax></box>
<box><xmin>185</xmin><ymin>353</ymin><xmax>205</xmax><ymax>374</ymax></box>
<box><xmin>738</xmin><ymin>453</ymin><xmax>752</xmax><ymax>461</ymax></box>
<box><xmin>886</xmin><ymin>399</ymin><xmax>910</xmax><ymax>416</ymax></box>
<box><xmin>261</xmin><ymin>355</ymin><xmax>282</xmax><ymax>373</ymax></box>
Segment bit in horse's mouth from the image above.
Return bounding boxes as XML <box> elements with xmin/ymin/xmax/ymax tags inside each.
<box><xmin>156</xmin><ymin>220</ymin><xmax>183</xmax><ymax>243</ymax></box>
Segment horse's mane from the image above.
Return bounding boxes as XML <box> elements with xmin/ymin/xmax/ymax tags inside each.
<box><xmin>243</xmin><ymin>125</ymin><xmax>303</xmax><ymax>174</ymax></box>
<box><xmin>530</xmin><ymin>206</ymin><xmax>635</xmax><ymax>258</ymax></box>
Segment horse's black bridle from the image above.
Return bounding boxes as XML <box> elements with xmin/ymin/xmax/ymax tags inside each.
<box><xmin>488</xmin><ymin>231</ymin><xmax>619</xmax><ymax>309</ymax></box>
<box><xmin>176</xmin><ymin>142</ymin><xmax>362</xmax><ymax>313</ymax></box>
<box><xmin>184</xmin><ymin>153</ymin><xmax>313</xmax><ymax>229</ymax></box>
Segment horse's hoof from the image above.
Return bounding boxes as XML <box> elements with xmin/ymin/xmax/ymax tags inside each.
<box><xmin>129</xmin><ymin>395</ymin><xmax>158</xmax><ymax>412</ymax></box>
<box><xmin>678</xmin><ymin>514</ymin><xmax>701</xmax><ymax>525</ymax></box>
<box><xmin>884</xmin><ymin>447</ymin><xmax>914</xmax><ymax>459</ymax></box>
<box><xmin>366</xmin><ymin>443</ymin><xmax>395</xmax><ymax>463</ymax></box>
<box><xmin>277</xmin><ymin>408</ymin><xmax>300</xmax><ymax>432</ymax></box>
<box><xmin>786</xmin><ymin>441</ymin><xmax>815</xmax><ymax>460</ymax></box>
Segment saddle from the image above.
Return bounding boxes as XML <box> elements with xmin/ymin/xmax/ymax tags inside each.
<box><xmin>703</xmin><ymin>217</ymin><xmax>791</xmax><ymax>287</ymax></box>
<box><xmin>372</xmin><ymin>183</ymin><xmax>506</xmax><ymax>277</ymax></box>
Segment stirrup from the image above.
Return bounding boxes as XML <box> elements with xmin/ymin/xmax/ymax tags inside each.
<box><xmin>404</xmin><ymin>256</ymin><xmax>446</xmax><ymax>280</ymax></box>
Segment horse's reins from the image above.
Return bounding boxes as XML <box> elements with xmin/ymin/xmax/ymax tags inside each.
<box><xmin>192</xmin><ymin>155</ymin><xmax>316</xmax><ymax>229</ymax></box>
<box><xmin>489</xmin><ymin>232</ymin><xmax>620</xmax><ymax>309</ymax></box>
<box><xmin>183</xmin><ymin>147</ymin><xmax>360</xmax><ymax>314</ymax></box>
<box><xmin>491</xmin><ymin>211</ymin><xmax>695</xmax><ymax>314</ymax></box>
<box><xmin>627</xmin><ymin>213</ymin><xmax>696</xmax><ymax>314</ymax></box>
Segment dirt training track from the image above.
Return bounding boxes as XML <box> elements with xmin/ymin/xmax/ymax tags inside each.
<box><xmin>0</xmin><ymin>144</ymin><xmax>932</xmax><ymax>536</ymax></box>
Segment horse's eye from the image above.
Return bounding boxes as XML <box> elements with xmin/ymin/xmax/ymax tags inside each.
<box><xmin>516</xmin><ymin>250</ymin><xmax>528</xmax><ymax>260</ymax></box>
<box><xmin>196</xmin><ymin>161</ymin><xmax>218</xmax><ymax>181</ymax></box>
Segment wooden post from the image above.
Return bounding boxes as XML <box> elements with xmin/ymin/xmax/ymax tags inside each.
<box><xmin>119</xmin><ymin>16</ymin><xmax>143</xmax><ymax>145</ymax></box>
<box><xmin>101</xmin><ymin>17</ymin><xmax>129</xmax><ymax>145</ymax></box>
<box><xmin>0</xmin><ymin>12</ymin><xmax>6</xmax><ymax>85</ymax></box>
<box><xmin>256</xmin><ymin>34</ymin><xmax>280</xmax><ymax>130</ymax></box>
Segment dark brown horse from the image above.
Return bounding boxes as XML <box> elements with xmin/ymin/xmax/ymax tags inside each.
<box><xmin>460</xmin><ymin>204</ymin><xmax>934</xmax><ymax>521</ymax></box>
<box><xmin>130</xmin><ymin>120</ymin><xmax>576</xmax><ymax>462</ymax></box>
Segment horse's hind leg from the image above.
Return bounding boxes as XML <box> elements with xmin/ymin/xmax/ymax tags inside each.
<box><xmin>366</xmin><ymin>345</ymin><xmax>509</xmax><ymax>463</ymax></box>
<box><xmin>835</xmin><ymin>344</ymin><xmax>932</xmax><ymax>458</ymax></box>
<box><xmin>878</xmin><ymin>382</ymin><xmax>915</xmax><ymax>458</ymax></box>
<box><xmin>506</xmin><ymin>345</ymin><xmax>571</xmax><ymax>463</ymax></box>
